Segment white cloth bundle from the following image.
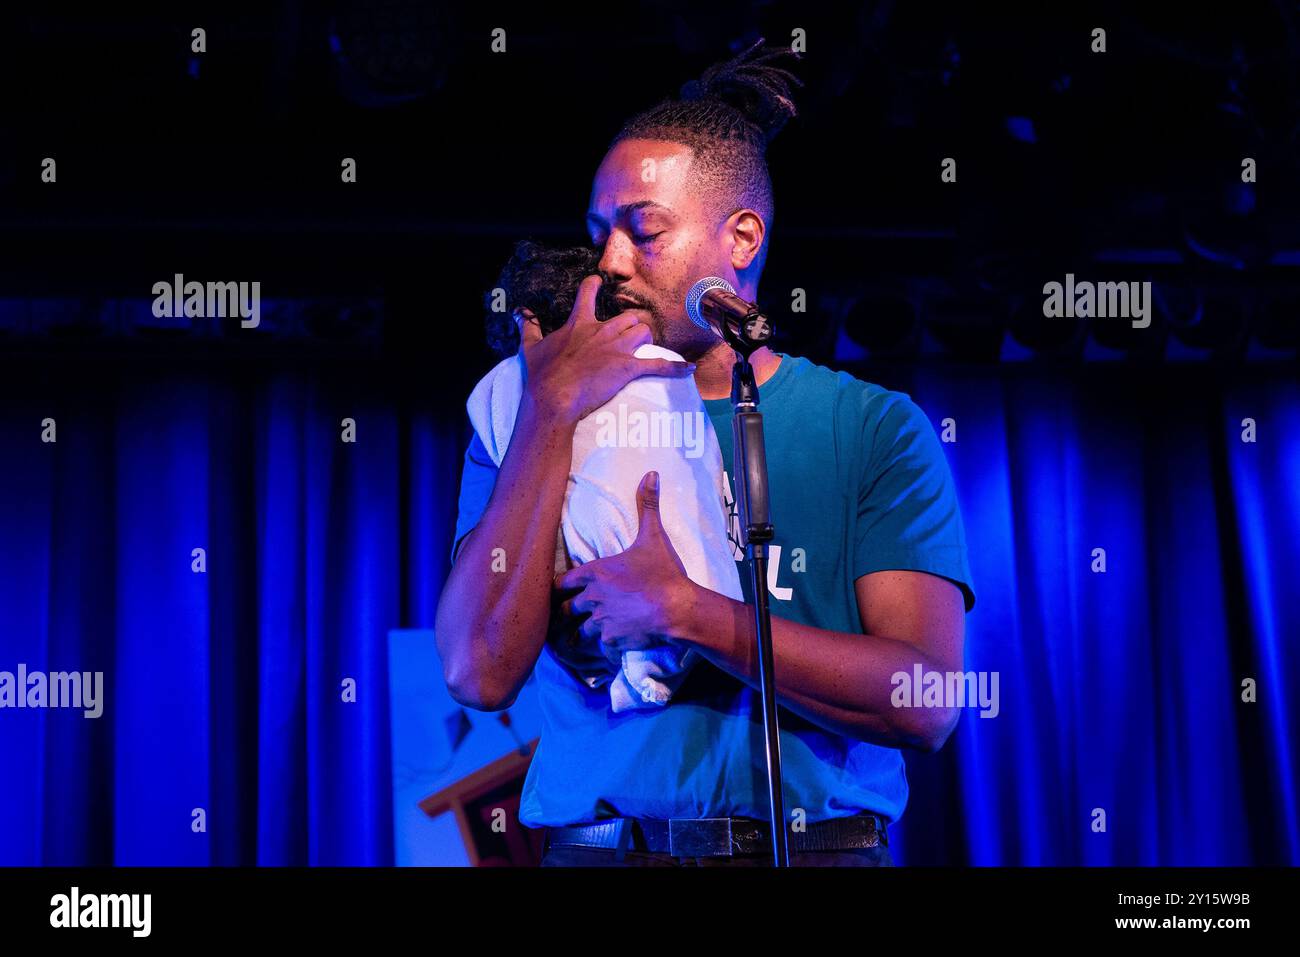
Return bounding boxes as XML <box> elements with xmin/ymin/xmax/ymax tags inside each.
<box><xmin>465</xmin><ymin>345</ymin><xmax>743</xmax><ymax>712</ymax></box>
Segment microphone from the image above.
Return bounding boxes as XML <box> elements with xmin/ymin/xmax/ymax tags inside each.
<box><xmin>685</xmin><ymin>277</ymin><xmax>774</xmax><ymax>354</ymax></box>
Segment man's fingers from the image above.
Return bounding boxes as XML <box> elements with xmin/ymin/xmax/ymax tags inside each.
<box><xmin>567</xmin><ymin>274</ymin><xmax>604</xmax><ymax>327</ymax></box>
<box><xmin>615</xmin><ymin>322</ymin><xmax>654</xmax><ymax>349</ymax></box>
<box><xmin>517</xmin><ymin>309</ymin><xmax>544</xmax><ymax>349</ymax></box>
<box><xmin>599</xmin><ymin>635</ymin><xmax>621</xmax><ymax>669</ymax></box>
<box><xmin>637</xmin><ymin>469</ymin><xmax>661</xmax><ymax>511</ymax></box>
<box><xmin>626</xmin><ymin>357</ymin><xmax>698</xmax><ymax>379</ymax></box>
<box><xmin>558</xmin><ymin>593</ymin><xmax>592</xmax><ymax>619</ymax></box>
<box><xmin>596</xmin><ymin>312</ymin><xmax>643</xmax><ymax>338</ymax></box>
<box><xmin>634</xmin><ymin>470</ymin><xmax>666</xmax><ymax>544</ymax></box>
<box><xmin>556</xmin><ymin>566</ymin><xmax>591</xmax><ymax>592</ymax></box>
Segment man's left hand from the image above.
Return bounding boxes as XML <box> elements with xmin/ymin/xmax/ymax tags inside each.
<box><xmin>554</xmin><ymin>470</ymin><xmax>695</xmax><ymax>667</ymax></box>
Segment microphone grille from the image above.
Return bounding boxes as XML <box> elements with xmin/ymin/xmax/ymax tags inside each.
<box><xmin>685</xmin><ymin>276</ymin><xmax>736</xmax><ymax>333</ymax></box>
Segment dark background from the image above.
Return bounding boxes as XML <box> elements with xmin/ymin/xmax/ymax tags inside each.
<box><xmin>2</xmin><ymin>2</ymin><xmax>1296</xmax><ymax>388</ymax></box>
<box><xmin>0</xmin><ymin>2</ymin><xmax>1296</xmax><ymax>867</ymax></box>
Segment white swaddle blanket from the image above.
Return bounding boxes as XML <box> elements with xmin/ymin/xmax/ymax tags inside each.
<box><xmin>465</xmin><ymin>344</ymin><xmax>743</xmax><ymax>712</ymax></box>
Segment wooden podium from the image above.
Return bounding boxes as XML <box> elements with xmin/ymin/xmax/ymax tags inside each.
<box><xmin>419</xmin><ymin>738</ymin><xmax>544</xmax><ymax>866</ymax></box>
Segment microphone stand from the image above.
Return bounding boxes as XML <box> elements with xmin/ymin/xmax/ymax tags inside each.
<box><xmin>720</xmin><ymin>312</ymin><xmax>789</xmax><ymax>867</ymax></box>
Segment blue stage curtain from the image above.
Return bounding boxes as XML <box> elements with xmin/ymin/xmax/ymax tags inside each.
<box><xmin>0</xmin><ymin>365</ymin><xmax>1295</xmax><ymax>865</ymax></box>
<box><xmin>893</xmin><ymin>368</ymin><xmax>1299</xmax><ymax>866</ymax></box>
<box><xmin>0</xmin><ymin>370</ymin><xmax>468</xmax><ymax>866</ymax></box>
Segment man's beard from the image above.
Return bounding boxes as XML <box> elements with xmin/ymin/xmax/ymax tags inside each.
<box><xmin>605</xmin><ymin>285</ymin><xmax>715</xmax><ymax>359</ymax></box>
<box><xmin>601</xmin><ymin>285</ymin><xmax>669</xmax><ymax>345</ymax></box>
<box><xmin>636</xmin><ymin>302</ymin><xmax>671</xmax><ymax>349</ymax></box>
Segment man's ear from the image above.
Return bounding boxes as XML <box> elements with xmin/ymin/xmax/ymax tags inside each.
<box><xmin>728</xmin><ymin>210</ymin><xmax>766</xmax><ymax>272</ymax></box>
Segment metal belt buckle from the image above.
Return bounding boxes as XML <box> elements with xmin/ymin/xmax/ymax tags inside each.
<box><xmin>668</xmin><ymin>817</ymin><xmax>734</xmax><ymax>857</ymax></box>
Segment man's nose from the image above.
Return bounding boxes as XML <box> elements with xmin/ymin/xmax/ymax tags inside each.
<box><xmin>597</xmin><ymin>233</ymin><xmax>635</xmax><ymax>282</ymax></box>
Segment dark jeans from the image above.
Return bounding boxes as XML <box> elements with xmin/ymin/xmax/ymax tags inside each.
<box><xmin>540</xmin><ymin>833</ymin><xmax>895</xmax><ymax>867</ymax></box>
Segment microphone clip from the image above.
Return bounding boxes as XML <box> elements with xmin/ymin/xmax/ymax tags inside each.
<box><xmin>722</xmin><ymin>310</ymin><xmax>774</xmax><ymax>358</ymax></box>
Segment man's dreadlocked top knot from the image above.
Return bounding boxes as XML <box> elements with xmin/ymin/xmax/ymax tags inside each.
<box><xmin>671</xmin><ymin>38</ymin><xmax>804</xmax><ymax>147</ymax></box>
<box><xmin>616</xmin><ymin>37</ymin><xmax>803</xmax><ymax>151</ymax></box>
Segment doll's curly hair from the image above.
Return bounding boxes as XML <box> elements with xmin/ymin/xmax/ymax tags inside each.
<box><xmin>485</xmin><ymin>241</ymin><xmax>623</xmax><ymax>359</ymax></box>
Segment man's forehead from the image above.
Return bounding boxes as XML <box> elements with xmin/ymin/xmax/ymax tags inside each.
<box><xmin>588</xmin><ymin>140</ymin><xmax>694</xmax><ymax>220</ymax></box>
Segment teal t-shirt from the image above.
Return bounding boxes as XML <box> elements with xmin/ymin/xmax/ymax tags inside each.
<box><xmin>448</xmin><ymin>352</ymin><xmax>975</xmax><ymax>827</ymax></box>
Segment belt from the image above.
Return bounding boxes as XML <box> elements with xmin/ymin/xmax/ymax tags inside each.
<box><xmin>545</xmin><ymin>812</ymin><xmax>888</xmax><ymax>858</ymax></box>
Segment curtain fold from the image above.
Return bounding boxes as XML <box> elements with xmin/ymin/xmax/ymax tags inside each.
<box><xmin>888</xmin><ymin>369</ymin><xmax>1297</xmax><ymax>866</ymax></box>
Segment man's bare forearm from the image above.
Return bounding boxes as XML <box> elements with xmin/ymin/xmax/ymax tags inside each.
<box><xmin>672</xmin><ymin>584</ymin><xmax>958</xmax><ymax>751</ymax></box>
<box><xmin>435</xmin><ymin>392</ymin><xmax>574</xmax><ymax>710</ymax></box>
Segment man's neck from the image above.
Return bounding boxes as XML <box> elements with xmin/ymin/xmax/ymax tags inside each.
<box><xmin>691</xmin><ymin>343</ymin><xmax>782</xmax><ymax>400</ymax></box>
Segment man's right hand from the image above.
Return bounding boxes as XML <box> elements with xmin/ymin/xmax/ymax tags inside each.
<box><xmin>517</xmin><ymin>274</ymin><xmax>696</xmax><ymax>425</ymax></box>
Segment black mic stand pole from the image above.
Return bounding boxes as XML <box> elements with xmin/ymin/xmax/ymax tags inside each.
<box><xmin>721</xmin><ymin>312</ymin><xmax>788</xmax><ymax>867</ymax></box>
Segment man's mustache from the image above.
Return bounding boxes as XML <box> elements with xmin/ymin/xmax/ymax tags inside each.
<box><xmin>591</xmin><ymin>277</ymin><xmax>654</xmax><ymax>322</ymax></box>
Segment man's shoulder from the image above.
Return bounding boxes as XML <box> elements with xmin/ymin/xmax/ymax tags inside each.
<box><xmin>779</xmin><ymin>353</ymin><xmax>924</xmax><ymax>432</ymax></box>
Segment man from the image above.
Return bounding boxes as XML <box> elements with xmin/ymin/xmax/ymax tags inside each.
<box><xmin>435</xmin><ymin>40</ymin><xmax>976</xmax><ymax>866</ymax></box>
